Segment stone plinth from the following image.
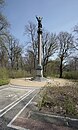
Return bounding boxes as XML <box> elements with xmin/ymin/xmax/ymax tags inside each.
<box><xmin>36</xmin><ymin>65</ymin><xmax>43</xmax><ymax>77</ymax></box>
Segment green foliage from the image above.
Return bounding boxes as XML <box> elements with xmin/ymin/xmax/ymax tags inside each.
<box><xmin>0</xmin><ymin>68</ymin><xmax>9</xmax><ymax>86</ymax></box>
<box><xmin>8</xmin><ymin>69</ymin><xmax>32</xmax><ymax>78</ymax></box>
<box><xmin>47</xmin><ymin>73</ymin><xmax>59</xmax><ymax>78</ymax></box>
<box><xmin>0</xmin><ymin>68</ymin><xmax>32</xmax><ymax>85</ymax></box>
<box><xmin>63</xmin><ymin>71</ymin><xmax>78</xmax><ymax>79</ymax></box>
<box><xmin>0</xmin><ymin>68</ymin><xmax>9</xmax><ymax>79</ymax></box>
<box><xmin>0</xmin><ymin>79</ymin><xmax>9</xmax><ymax>86</ymax></box>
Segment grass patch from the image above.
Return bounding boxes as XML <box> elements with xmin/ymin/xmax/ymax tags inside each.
<box><xmin>37</xmin><ymin>82</ymin><xmax>78</xmax><ymax>118</ymax></box>
<box><xmin>0</xmin><ymin>79</ymin><xmax>9</xmax><ymax>86</ymax></box>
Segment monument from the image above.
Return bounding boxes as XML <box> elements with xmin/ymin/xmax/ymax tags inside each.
<box><xmin>35</xmin><ymin>16</ymin><xmax>43</xmax><ymax>81</ymax></box>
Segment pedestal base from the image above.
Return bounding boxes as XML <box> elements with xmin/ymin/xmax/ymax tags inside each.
<box><xmin>36</xmin><ymin>65</ymin><xmax>43</xmax><ymax>77</ymax></box>
<box><xmin>34</xmin><ymin>76</ymin><xmax>47</xmax><ymax>82</ymax></box>
<box><xmin>34</xmin><ymin>65</ymin><xmax>47</xmax><ymax>82</ymax></box>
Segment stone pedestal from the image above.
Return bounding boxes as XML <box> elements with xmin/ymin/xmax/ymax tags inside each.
<box><xmin>36</xmin><ymin>65</ymin><xmax>43</xmax><ymax>77</ymax></box>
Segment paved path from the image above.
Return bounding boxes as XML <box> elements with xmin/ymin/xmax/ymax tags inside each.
<box><xmin>0</xmin><ymin>85</ymin><xmax>40</xmax><ymax>130</ymax></box>
<box><xmin>0</xmin><ymin>83</ymin><xmax>77</xmax><ymax>130</ymax></box>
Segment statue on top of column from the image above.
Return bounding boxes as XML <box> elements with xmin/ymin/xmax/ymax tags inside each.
<box><xmin>36</xmin><ymin>16</ymin><xmax>43</xmax><ymax>29</ymax></box>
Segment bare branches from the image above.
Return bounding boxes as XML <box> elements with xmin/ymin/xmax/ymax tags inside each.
<box><xmin>57</xmin><ymin>32</ymin><xmax>74</xmax><ymax>78</ymax></box>
<box><xmin>43</xmin><ymin>33</ymin><xmax>57</xmax><ymax>66</ymax></box>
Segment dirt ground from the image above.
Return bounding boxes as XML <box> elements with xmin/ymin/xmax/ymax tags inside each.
<box><xmin>10</xmin><ymin>77</ymin><xmax>76</xmax><ymax>87</ymax></box>
<box><xmin>10</xmin><ymin>78</ymin><xmax>47</xmax><ymax>87</ymax></box>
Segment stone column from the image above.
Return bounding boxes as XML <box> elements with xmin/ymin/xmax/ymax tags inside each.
<box><xmin>36</xmin><ymin>16</ymin><xmax>43</xmax><ymax>78</ymax></box>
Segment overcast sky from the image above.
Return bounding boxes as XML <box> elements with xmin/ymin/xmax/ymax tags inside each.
<box><xmin>2</xmin><ymin>0</ymin><xmax>78</xmax><ymax>44</ymax></box>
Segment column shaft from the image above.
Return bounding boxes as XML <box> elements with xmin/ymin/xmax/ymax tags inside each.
<box><xmin>38</xmin><ymin>33</ymin><xmax>42</xmax><ymax>66</ymax></box>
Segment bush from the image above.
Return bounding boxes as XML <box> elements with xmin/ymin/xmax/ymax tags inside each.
<box><xmin>0</xmin><ymin>68</ymin><xmax>9</xmax><ymax>86</ymax></box>
<box><xmin>63</xmin><ymin>71</ymin><xmax>78</xmax><ymax>79</ymax></box>
<box><xmin>44</xmin><ymin>72</ymin><xmax>59</xmax><ymax>78</ymax></box>
<box><xmin>8</xmin><ymin>69</ymin><xmax>32</xmax><ymax>78</ymax></box>
<box><xmin>0</xmin><ymin>79</ymin><xmax>9</xmax><ymax>86</ymax></box>
<box><xmin>0</xmin><ymin>68</ymin><xmax>9</xmax><ymax>79</ymax></box>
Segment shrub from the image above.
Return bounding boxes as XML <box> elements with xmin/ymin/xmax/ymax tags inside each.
<box><xmin>8</xmin><ymin>69</ymin><xmax>32</xmax><ymax>78</ymax></box>
<box><xmin>0</xmin><ymin>68</ymin><xmax>9</xmax><ymax>86</ymax></box>
<box><xmin>63</xmin><ymin>71</ymin><xmax>78</xmax><ymax>79</ymax></box>
<box><xmin>0</xmin><ymin>68</ymin><xmax>9</xmax><ymax>79</ymax></box>
<box><xmin>0</xmin><ymin>79</ymin><xmax>9</xmax><ymax>86</ymax></box>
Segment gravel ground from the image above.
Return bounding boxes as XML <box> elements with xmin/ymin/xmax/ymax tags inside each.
<box><xmin>10</xmin><ymin>78</ymin><xmax>47</xmax><ymax>87</ymax></box>
<box><xmin>10</xmin><ymin>77</ymin><xmax>76</xmax><ymax>87</ymax></box>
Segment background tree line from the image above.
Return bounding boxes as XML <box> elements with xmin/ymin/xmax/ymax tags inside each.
<box><xmin>24</xmin><ymin>22</ymin><xmax>78</xmax><ymax>79</ymax></box>
<box><xmin>0</xmin><ymin>0</ymin><xmax>78</xmax><ymax>86</ymax></box>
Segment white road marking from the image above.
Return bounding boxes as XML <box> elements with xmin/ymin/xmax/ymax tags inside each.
<box><xmin>0</xmin><ymin>87</ymin><xmax>9</xmax><ymax>92</ymax></box>
<box><xmin>32</xmin><ymin>112</ymin><xmax>78</xmax><ymax>121</ymax></box>
<box><xmin>0</xmin><ymin>85</ymin><xmax>9</xmax><ymax>90</ymax></box>
<box><xmin>0</xmin><ymin>90</ymin><xmax>30</xmax><ymax>113</ymax></box>
<box><xmin>0</xmin><ymin>85</ymin><xmax>37</xmax><ymax>112</ymax></box>
<box><xmin>0</xmin><ymin>89</ymin><xmax>35</xmax><ymax>117</ymax></box>
<box><xmin>7</xmin><ymin>94</ymin><xmax>13</xmax><ymax>97</ymax></box>
<box><xmin>8</xmin><ymin>124</ymin><xmax>29</xmax><ymax>130</ymax></box>
<box><xmin>7</xmin><ymin>93</ymin><xmax>37</xmax><ymax>130</ymax></box>
<box><xmin>10</xmin><ymin>85</ymin><xmax>40</xmax><ymax>90</ymax></box>
<box><xmin>12</xmin><ymin>95</ymin><xmax>17</xmax><ymax>99</ymax></box>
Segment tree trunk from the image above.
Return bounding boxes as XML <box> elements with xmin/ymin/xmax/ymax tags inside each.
<box><xmin>11</xmin><ymin>57</ymin><xmax>14</xmax><ymax>69</ymax></box>
<box><xmin>74</xmin><ymin>59</ymin><xmax>77</xmax><ymax>71</ymax></box>
<box><xmin>43</xmin><ymin>64</ymin><xmax>45</xmax><ymax>77</ymax></box>
<box><xmin>60</xmin><ymin>57</ymin><xmax>63</xmax><ymax>78</ymax></box>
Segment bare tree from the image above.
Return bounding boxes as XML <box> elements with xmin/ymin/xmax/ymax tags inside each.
<box><xmin>25</xmin><ymin>50</ymin><xmax>34</xmax><ymax>74</ymax></box>
<box><xmin>0</xmin><ymin>0</ymin><xmax>4</xmax><ymax>5</ymax></box>
<box><xmin>57</xmin><ymin>32</ymin><xmax>74</xmax><ymax>78</ymax></box>
<box><xmin>0</xmin><ymin>36</ymin><xmax>8</xmax><ymax>67</ymax></box>
<box><xmin>5</xmin><ymin>35</ymin><xmax>22</xmax><ymax>69</ymax></box>
<box><xmin>67</xmin><ymin>57</ymin><xmax>78</xmax><ymax>71</ymax></box>
<box><xmin>0</xmin><ymin>13</ymin><xmax>9</xmax><ymax>34</ymax></box>
<box><xmin>74</xmin><ymin>24</ymin><xmax>78</xmax><ymax>50</ymax></box>
<box><xmin>42</xmin><ymin>31</ymin><xmax>58</xmax><ymax>75</ymax></box>
<box><xmin>24</xmin><ymin>21</ymin><xmax>37</xmax><ymax>69</ymax></box>
<box><xmin>0</xmin><ymin>0</ymin><xmax>10</xmax><ymax>67</ymax></box>
<box><xmin>0</xmin><ymin>0</ymin><xmax>9</xmax><ymax>35</ymax></box>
